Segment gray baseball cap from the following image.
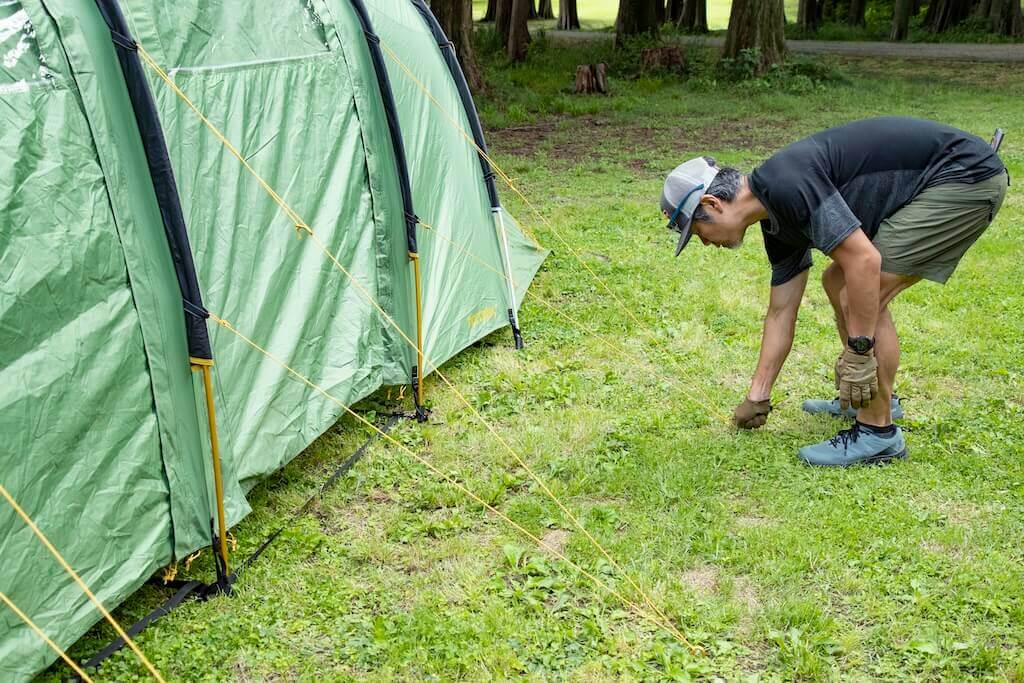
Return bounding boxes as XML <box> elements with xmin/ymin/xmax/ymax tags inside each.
<box><xmin>660</xmin><ymin>157</ymin><xmax>720</xmax><ymax>256</ymax></box>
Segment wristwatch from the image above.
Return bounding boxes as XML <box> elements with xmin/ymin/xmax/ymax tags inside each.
<box><xmin>847</xmin><ymin>335</ymin><xmax>875</xmax><ymax>355</ymax></box>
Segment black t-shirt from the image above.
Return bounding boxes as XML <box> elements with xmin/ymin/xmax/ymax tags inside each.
<box><xmin>748</xmin><ymin>117</ymin><xmax>1005</xmax><ymax>285</ymax></box>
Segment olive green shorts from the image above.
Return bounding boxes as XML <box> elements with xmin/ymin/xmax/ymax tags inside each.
<box><xmin>873</xmin><ymin>171</ymin><xmax>1009</xmax><ymax>283</ymax></box>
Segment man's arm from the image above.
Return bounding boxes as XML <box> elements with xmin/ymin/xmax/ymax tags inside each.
<box><xmin>747</xmin><ymin>269</ymin><xmax>809</xmax><ymax>401</ymax></box>
<box><xmin>827</xmin><ymin>228</ymin><xmax>880</xmax><ymax>340</ymax></box>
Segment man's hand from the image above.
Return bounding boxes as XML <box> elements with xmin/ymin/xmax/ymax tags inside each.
<box><xmin>838</xmin><ymin>348</ymin><xmax>878</xmax><ymax>410</ymax></box>
<box><xmin>733</xmin><ymin>397</ymin><xmax>772</xmax><ymax>429</ymax></box>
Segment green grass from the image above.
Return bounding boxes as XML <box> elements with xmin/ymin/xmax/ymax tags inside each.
<box><xmin>46</xmin><ymin>43</ymin><xmax>1024</xmax><ymax>682</ymax></box>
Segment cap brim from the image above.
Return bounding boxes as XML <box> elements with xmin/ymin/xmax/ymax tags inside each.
<box><xmin>673</xmin><ymin>218</ymin><xmax>694</xmax><ymax>257</ymax></box>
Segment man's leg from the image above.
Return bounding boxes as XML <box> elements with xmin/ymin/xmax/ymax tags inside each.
<box><xmin>821</xmin><ymin>262</ymin><xmax>848</xmax><ymax>344</ymax></box>
<box><xmin>853</xmin><ymin>272</ymin><xmax>919</xmax><ymax>426</ymax></box>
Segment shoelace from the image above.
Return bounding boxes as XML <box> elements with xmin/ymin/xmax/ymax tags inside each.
<box><xmin>829</xmin><ymin>423</ymin><xmax>863</xmax><ymax>448</ymax></box>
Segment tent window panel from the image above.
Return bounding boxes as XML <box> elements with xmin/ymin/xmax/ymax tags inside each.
<box><xmin>136</xmin><ymin>0</ymin><xmax>331</xmax><ymax>70</ymax></box>
<box><xmin>0</xmin><ymin>1</ymin><xmax>55</xmax><ymax>95</ymax></box>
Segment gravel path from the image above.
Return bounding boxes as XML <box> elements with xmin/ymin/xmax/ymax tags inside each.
<box><xmin>544</xmin><ymin>31</ymin><xmax>1024</xmax><ymax>62</ymax></box>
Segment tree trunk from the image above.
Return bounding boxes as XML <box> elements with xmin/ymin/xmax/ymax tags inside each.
<box><xmin>924</xmin><ymin>0</ymin><xmax>973</xmax><ymax>31</ymax></box>
<box><xmin>668</xmin><ymin>0</ymin><xmax>685</xmax><ymax>22</ymax></box>
<box><xmin>989</xmin><ymin>0</ymin><xmax>1024</xmax><ymax>33</ymax></box>
<box><xmin>656</xmin><ymin>0</ymin><xmax>667</xmax><ymax>24</ymax></box>
<box><xmin>641</xmin><ymin>45</ymin><xmax>685</xmax><ymax>70</ymax></box>
<box><xmin>483</xmin><ymin>0</ymin><xmax>497</xmax><ymax>21</ymax></box>
<box><xmin>574</xmin><ymin>63</ymin><xmax>609</xmax><ymax>93</ymax></box>
<box><xmin>723</xmin><ymin>0</ymin><xmax>787</xmax><ymax>71</ymax></box>
<box><xmin>798</xmin><ymin>0</ymin><xmax>823</xmax><ymax>29</ymax></box>
<box><xmin>558</xmin><ymin>0</ymin><xmax>581</xmax><ymax>28</ymax></box>
<box><xmin>847</xmin><ymin>0</ymin><xmax>867</xmax><ymax>25</ymax></box>
<box><xmin>615</xmin><ymin>0</ymin><xmax>661</xmax><ymax>46</ymax></box>
<box><xmin>432</xmin><ymin>0</ymin><xmax>484</xmax><ymax>91</ymax></box>
<box><xmin>495</xmin><ymin>0</ymin><xmax>514</xmax><ymax>44</ymax></box>
<box><xmin>539</xmin><ymin>0</ymin><xmax>555</xmax><ymax>18</ymax></box>
<box><xmin>529</xmin><ymin>0</ymin><xmax>539</xmax><ymax>20</ymax></box>
<box><xmin>508</xmin><ymin>0</ymin><xmax>533</xmax><ymax>60</ymax></box>
<box><xmin>679</xmin><ymin>0</ymin><xmax>709</xmax><ymax>31</ymax></box>
<box><xmin>890</xmin><ymin>0</ymin><xmax>912</xmax><ymax>38</ymax></box>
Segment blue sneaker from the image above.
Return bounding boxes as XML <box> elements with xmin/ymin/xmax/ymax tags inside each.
<box><xmin>799</xmin><ymin>423</ymin><xmax>908</xmax><ymax>467</ymax></box>
<box><xmin>801</xmin><ymin>395</ymin><xmax>904</xmax><ymax>420</ymax></box>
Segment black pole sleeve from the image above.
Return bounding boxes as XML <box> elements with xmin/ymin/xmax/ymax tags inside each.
<box><xmin>93</xmin><ymin>0</ymin><xmax>212</xmax><ymax>359</ymax></box>
<box><xmin>348</xmin><ymin>0</ymin><xmax>419</xmax><ymax>253</ymax></box>
<box><xmin>409</xmin><ymin>0</ymin><xmax>500</xmax><ymax>209</ymax></box>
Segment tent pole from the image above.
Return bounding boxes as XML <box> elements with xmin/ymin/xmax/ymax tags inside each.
<box><xmin>493</xmin><ymin>208</ymin><xmax>524</xmax><ymax>350</ymax></box>
<box><xmin>191</xmin><ymin>357</ymin><xmax>231</xmax><ymax>580</ymax></box>
<box><xmin>409</xmin><ymin>252</ymin><xmax>428</xmax><ymax>421</ymax></box>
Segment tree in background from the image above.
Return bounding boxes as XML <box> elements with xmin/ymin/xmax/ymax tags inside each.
<box><xmin>508</xmin><ymin>0</ymin><xmax>533</xmax><ymax>60</ymax></box>
<box><xmin>890</xmin><ymin>0</ymin><xmax>914</xmax><ymax>37</ymax></box>
<box><xmin>847</xmin><ymin>0</ymin><xmax>868</xmax><ymax>25</ymax></box>
<box><xmin>724</xmin><ymin>0</ymin><xmax>787</xmax><ymax>71</ymax></box>
<box><xmin>495</xmin><ymin>0</ymin><xmax>513</xmax><ymax>44</ymax></box>
<box><xmin>558</xmin><ymin>0</ymin><xmax>581</xmax><ymax>28</ymax></box>
<box><xmin>923</xmin><ymin>0</ymin><xmax>973</xmax><ymax>30</ymax></box>
<box><xmin>615</xmin><ymin>0</ymin><xmax>661</xmax><ymax>46</ymax></box>
<box><xmin>667</xmin><ymin>0</ymin><xmax>685</xmax><ymax>22</ymax></box>
<box><xmin>797</xmin><ymin>0</ymin><xmax>824</xmax><ymax>29</ymax></box>
<box><xmin>984</xmin><ymin>0</ymin><xmax>1024</xmax><ymax>34</ymax></box>
<box><xmin>679</xmin><ymin>0</ymin><xmax>710</xmax><ymax>31</ymax></box>
<box><xmin>539</xmin><ymin>0</ymin><xmax>556</xmax><ymax>19</ymax></box>
<box><xmin>482</xmin><ymin>0</ymin><xmax>497</xmax><ymax>21</ymax></box>
<box><xmin>433</xmin><ymin>0</ymin><xmax>484</xmax><ymax>90</ymax></box>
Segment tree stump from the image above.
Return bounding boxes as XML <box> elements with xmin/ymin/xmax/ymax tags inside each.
<box><xmin>574</xmin><ymin>63</ymin><xmax>608</xmax><ymax>94</ymax></box>
<box><xmin>640</xmin><ymin>46</ymin><xmax>684</xmax><ymax>72</ymax></box>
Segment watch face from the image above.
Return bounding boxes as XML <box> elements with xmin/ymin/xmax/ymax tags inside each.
<box><xmin>849</xmin><ymin>336</ymin><xmax>872</xmax><ymax>354</ymax></box>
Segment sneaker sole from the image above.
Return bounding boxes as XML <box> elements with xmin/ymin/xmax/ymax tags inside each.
<box><xmin>801</xmin><ymin>447</ymin><xmax>908</xmax><ymax>467</ymax></box>
<box><xmin>801</xmin><ymin>407</ymin><xmax>905</xmax><ymax>420</ymax></box>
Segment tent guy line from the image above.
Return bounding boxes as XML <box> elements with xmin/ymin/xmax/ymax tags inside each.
<box><xmin>207</xmin><ymin>310</ymin><xmax>701</xmax><ymax>655</ymax></box>
<box><xmin>136</xmin><ymin>41</ymin><xmax>697</xmax><ymax>653</ymax></box>
<box><xmin>0</xmin><ymin>592</ymin><xmax>93</xmax><ymax>682</ymax></box>
<box><xmin>376</xmin><ymin>39</ymin><xmax>733</xmax><ymax>421</ymax></box>
<box><xmin>0</xmin><ymin>484</ymin><xmax>165</xmax><ymax>682</ymax></box>
<box><xmin>420</xmin><ymin>218</ymin><xmax>733</xmax><ymax>423</ymax></box>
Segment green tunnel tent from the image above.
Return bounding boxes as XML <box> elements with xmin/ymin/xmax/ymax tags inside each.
<box><xmin>0</xmin><ymin>0</ymin><xmax>547</xmax><ymax>678</ymax></box>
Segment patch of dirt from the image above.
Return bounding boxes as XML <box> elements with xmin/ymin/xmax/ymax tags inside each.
<box><xmin>919</xmin><ymin>537</ymin><xmax>964</xmax><ymax>560</ymax></box>
<box><xmin>735</xmin><ymin>513</ymin><xmax>774</xmax><ymax>529</ymax></box>
<box><xmin>539</xmin><ymin>529</ymin><xmax>571</xmax><ymax>555</ymax></box>
<box><xmin>488</xmin><ymin>114</ymin><xmax>798</xmax><ymax>170</ymax></box>
<box><xmin>733</xmin><ymin>575</ymin><xmax>760</xmax><ymax>615</ymax></box>
<box><xmin>681</xmin><ymin>564</ymin><xmax>719</xmax><ymax>595</ymax></box>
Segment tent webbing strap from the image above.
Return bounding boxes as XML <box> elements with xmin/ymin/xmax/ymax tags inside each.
<box><xmin>76</xmin><ymin>416</ymin><xmax>399</xmax><ymax>677</ymax></box>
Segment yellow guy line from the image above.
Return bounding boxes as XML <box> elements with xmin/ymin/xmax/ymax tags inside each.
<box><xmin>0</xmin><ymin>591</ymin><xmax>93</xmax><ymax>682</ymax></box>
<box><xmin>310</xmin><ymin>230</ymin><xmax>697</xmax><ymax>651</ymax></box>
<box><xmin>207</xmin><ymin>312</ymin><xmax>695</xmax><ymax>651</ymax></box>
<box><xmin>137</xmin><ymin>45</ymin><xmax>698</xmax><ymax>653</ymax></box>
<box><xmin>0</xmin><ymin>484</ymin><xmax>166</xmax><ymax>682</ymax></box>
<box><xmin>377</xmin><ymin>42</ymin><xmax>729</xmax><ymax>418</ymax></box>
<box><xmin>419</xmin><ymin>220</ymin><xmax>731</xmax><ymax>423</ymax></box>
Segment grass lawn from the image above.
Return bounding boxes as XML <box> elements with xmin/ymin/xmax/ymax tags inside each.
<box><xmin>46</xmin><ymin>44</ymin><xmax>1024</xmax><ymax>681</ymax></box>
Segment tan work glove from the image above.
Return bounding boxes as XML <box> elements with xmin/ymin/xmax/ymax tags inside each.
<box><xmin>733</xmin><ymin>397</ymin><xmax>772</xmax><ymax>429</ymax></box>
<box><xmin>838</xmin><ymin>348</ymin><xmax>878</xmax><ymax>410</ymax></box>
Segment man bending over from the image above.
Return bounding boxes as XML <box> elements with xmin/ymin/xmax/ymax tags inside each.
<box><xmin>660</xmin><ymin>117</ymin><xmax>1008</xmax><ymax>466</ymax></box>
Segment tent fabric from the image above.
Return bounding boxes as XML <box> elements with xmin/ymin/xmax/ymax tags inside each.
<box><xmin>0</xmin><ymin>1</ymin><xmax>546</xmax><ymax>679</ymax></box>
